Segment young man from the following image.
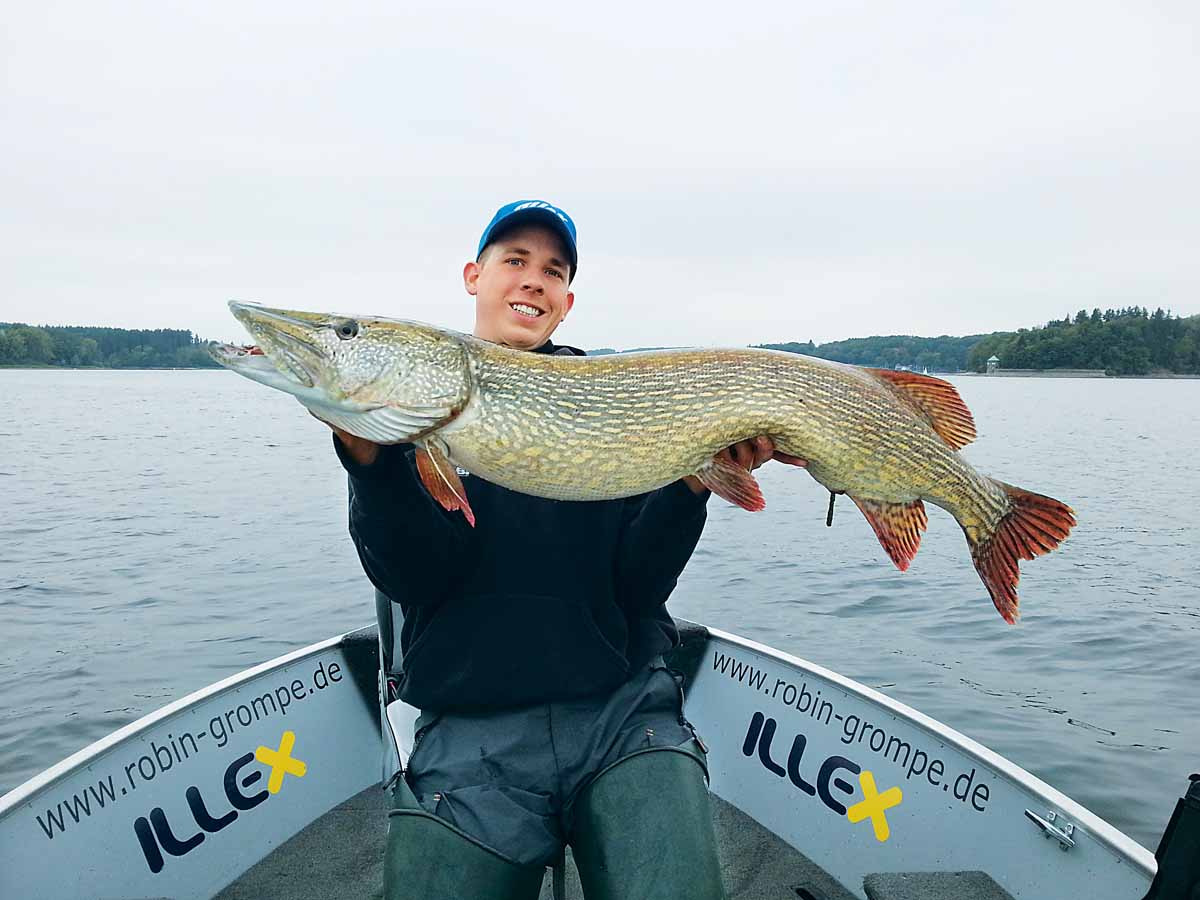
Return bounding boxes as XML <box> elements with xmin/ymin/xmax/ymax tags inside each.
<box><xmin>327</xmin><ymin>201</ymin><xmax>791</xmax><ymax>899</ymax></box>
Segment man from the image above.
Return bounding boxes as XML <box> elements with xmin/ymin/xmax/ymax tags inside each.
<box><xmin>325</xmin><ymin>200</ymin><xmax>794</xmax><ymax>899</ymax></box>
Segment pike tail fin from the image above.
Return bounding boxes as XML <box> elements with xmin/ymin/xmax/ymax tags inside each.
<box><xmin>966</xmin><ymin>482</ymin><xmax>1076</xmax><ymax>624</ymax></box>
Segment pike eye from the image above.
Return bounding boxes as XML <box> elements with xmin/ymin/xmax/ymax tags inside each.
<box><xmin>334</xmin><ymin>319</ymin><xmax>360</xmax><ymax>340</ymax></box>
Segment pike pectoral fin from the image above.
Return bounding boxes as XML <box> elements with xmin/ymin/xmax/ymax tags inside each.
<box><xmin>694</xmin><ymin>456</ymin><xmax>766</xmax><ymax>512</ymax></box>
<box><xmin>850</xmin><ymin>497</ymin><xmax>928</xmax><ymax>571</ymax></box>
<box><xmin>865</xmin><ymin>369</ymin><xmax>977</xmax><ymax>450</ymax></box>
<box><xmin>414</xmin><ymin>441</ymin><xmax>476</xmax><ymax>527</ymax></box>
<box><xmin>305</xmin><ymin>403</ymin><xmax>453</xmax><ymax>445</ymax></box>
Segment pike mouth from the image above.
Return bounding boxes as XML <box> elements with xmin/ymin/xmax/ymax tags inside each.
<box><xmin>209</xmin><ymin>343</ymin><xmax>264</xmax><ymax>358</ymax></box>
<box><xmin>228</xmin><ymin>302</ymin><xmax>325</xmax><ymax>388</ymax></box>
<box><xmin>207</xmin><ymin>341</ymin><xmax>311</xmax><ymax>393</ymax></box>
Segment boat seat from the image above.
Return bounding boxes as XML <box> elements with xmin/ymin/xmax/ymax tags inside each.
<box><xmin>862</xmin><ymin>871</ymin><xmax>1015</xmax><ymax>900</ymax></box>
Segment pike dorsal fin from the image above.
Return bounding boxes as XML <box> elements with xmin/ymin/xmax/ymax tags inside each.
<box><xmin>850</xmin><ymin>496</ymin><xmax>928</xmax><ymax>571</ymax></box>
<box><xmin>415</xmin><ymin>440</ymin><xmax>476</xmax><ymax>527</ymax></box>
<box><xmin>865</xmin><ymin>369</ymin><xmax>977</xmax><ymax>450</ymax></box>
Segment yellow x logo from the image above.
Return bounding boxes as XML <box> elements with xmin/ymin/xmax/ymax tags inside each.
<box><xmin>846</xmin><ymin>770</ymin><xmax>902</xmax><ymax>841</ymax></box>
<box><xmin>255</xmin><ymin>731</ymin><xmax>307</xmax><ymax>794</ymax></box>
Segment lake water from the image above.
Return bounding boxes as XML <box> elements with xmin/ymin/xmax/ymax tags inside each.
<box><xmin>0</xmin><ymin>368</ymin><xmax>1197</xmax><ymax>852</ymax></box>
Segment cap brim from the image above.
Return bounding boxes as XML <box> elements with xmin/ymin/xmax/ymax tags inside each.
<box><xmin>480</xmin><ymin>208</ymin><xmax>578</xmax><ymax>277</ymax></box>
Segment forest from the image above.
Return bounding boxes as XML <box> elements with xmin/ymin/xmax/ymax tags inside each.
<box><xmin>0</xmin><ymin>324</ymin><xmax>219</xmax><ymax>368</ymax></box>
<box><xmin>758</xmin><ymin>334</ymin><xmax>985</xmax><ymax>373</ymax></box>
<box><xmin>963</xmin><ymin>308</ymin><xmax>1199</xmax><ymax>375</ymax></box>
<box><xmin>760</xmin><ymin>308</ymin><xmax>1199</xmax><ymax>376</ymax></box>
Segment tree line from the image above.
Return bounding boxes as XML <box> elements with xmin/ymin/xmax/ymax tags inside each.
<box><xmin>0</xmin><ymin>324</ymin><xmax>219</xmax><ymax>368</ymax></box>
<box><xmin>965</xmin><ymin>308</ymin><xmax>1199</xmax><ymax>375</ymax></box>
<box><xmin>757</xmin><ymin>307</ymin><xmax>1199</xmax><ymax>376</ymax></box>
<box><xmin>3</xmin><ymin>307</ymin><xmax>1198</xmax><ymax>375</ymax></box>
<box><xmin>758</xmin><ymin>334</ymin><xmax>986</xmax><ymax>373</ymax></box>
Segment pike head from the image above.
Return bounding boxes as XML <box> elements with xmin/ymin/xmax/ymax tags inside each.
<box><xmin>210</xmin><ymin>302</ymin><xmax>474</xmax><ymax>444</ymax></box>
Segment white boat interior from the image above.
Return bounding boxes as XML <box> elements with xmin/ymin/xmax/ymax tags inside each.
<box><xmin>0</xmin><ymin>615</ymin><xmax>1178</xmax><ymax>900</ymax></box>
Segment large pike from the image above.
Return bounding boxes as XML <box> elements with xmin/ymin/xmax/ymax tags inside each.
<box><xmin>211</xmin><ymin>301</ymin><xmax>1075</xmax><ymax>623</ymax></box>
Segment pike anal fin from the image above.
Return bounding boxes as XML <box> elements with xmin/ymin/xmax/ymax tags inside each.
<box><xmin>850</xmin><ymin>497</ymin><xmax>928</xmax><ymax>572</ymax></box>
<box><xmin>415</xmin><ymin>441</ymin><xmax>476</xmax><ymax>527</ymax></box>
<box><xmin>694</xmin><ymin>455</ymin><xmax>766</xmax><ymax>512</ymax></box>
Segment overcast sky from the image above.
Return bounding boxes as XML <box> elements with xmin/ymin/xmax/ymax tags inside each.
<box><xmin>2</xmin><ymin>1</ymin><xmax>1197</xmax><ymax>349</ymax></box>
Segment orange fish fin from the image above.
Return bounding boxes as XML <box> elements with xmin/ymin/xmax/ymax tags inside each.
<box><xmin>414</xmin><ymin>442</ymin><xmax>476</xmax><ymax>527</ymax></box>
<box><xmin>966</xmin><ymin>481</ymin><xmax>1076</xmax><ymax>624</ymax></box>
<box><xmin>850</xmin><ymin>496</ymin><xmax>927</xmax><ymax>571</ymax></box>
<box><xmin>866</xmin><ymin>368</ymin><xmax>977</xmax><ymax>450</ymax></box>
<box><xmin>694</xmin><ymin>455</ymin><xmax>765</xmax><ymax>511</ymax></box>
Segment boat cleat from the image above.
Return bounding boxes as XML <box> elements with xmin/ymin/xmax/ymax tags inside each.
<box><xmin>1024</xmin><ymin>808</ymin><xmax>1076</xmax><ymax>851</ymax></box>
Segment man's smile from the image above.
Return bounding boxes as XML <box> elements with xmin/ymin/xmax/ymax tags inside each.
<box><xmin>509</xmin><ymin>302</ymin><xmax>545</xmax><ymax>318</ymax></box>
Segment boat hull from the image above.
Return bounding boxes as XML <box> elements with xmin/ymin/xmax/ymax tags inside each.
<box><xmin>1</xmin><ymin>621</ymin><xmax>1158</xmax><ymax>899</ymax></box>
<box><xmin>680</xmin><ymin>624</ymin><xmax>1155</xmax><ymax>899</ymax></box>
<box><xmin>0</xmin><ymin>628</ymin><xmax>380</xmax><ymax>899</ymax></box>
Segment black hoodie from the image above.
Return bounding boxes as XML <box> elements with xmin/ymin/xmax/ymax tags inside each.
<box><xmin>336</xmin><ymin>339</ymin><xmax>711</xmax><ymax>712</ymax></box>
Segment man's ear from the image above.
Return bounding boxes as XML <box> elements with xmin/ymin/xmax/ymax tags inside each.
<box><xmin>463</xmin><ymin>261</ymin><xmax>481</xmax><ymax>296</ymax></box>
<box><xmin>563</xmin><ymin>291</ymin><xmax>575</xmax><ymax>319</ymax></box>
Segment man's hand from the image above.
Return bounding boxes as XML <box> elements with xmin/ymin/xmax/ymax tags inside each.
<box><xmin>310</xmin><ymin>410</ymin><xmax>381</xmax><ymax>466</ymax></box>
<box><xmin>682</xmin><ymin>436</ymin><xmax>808</xmax><ymax>496</ymax></box>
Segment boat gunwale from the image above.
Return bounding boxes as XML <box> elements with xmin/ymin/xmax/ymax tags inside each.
<box><xmin>0</xmin><ymin>623</ymin><xmax>376</xmax><ymax>815</ymax></box>
<box><xmin>704</xmin><ymin>625</ymin><xmax>1158</xmax><ymax>880</ymax></box>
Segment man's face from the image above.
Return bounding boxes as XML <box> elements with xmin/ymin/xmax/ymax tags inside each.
<box><xmin>464</xmin><ymin>224</ymin><xmax>575</xmax><ymax>350</ymax></box>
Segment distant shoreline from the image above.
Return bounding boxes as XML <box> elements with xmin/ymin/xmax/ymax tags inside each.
<box><xmin>6</xmin><ymin>307</ymin><xmax>1197</xmax><ymax>375</ymax></box>
<box><xmin>958</xmin><ymin>370</ymin><xmax>1200</xmax><ymax>380</ymax></box>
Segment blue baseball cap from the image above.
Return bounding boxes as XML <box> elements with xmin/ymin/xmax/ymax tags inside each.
<box><xmin>477</xmin><ymin>200</ymin><xmax>578</xmax><ymax>283</ymax></box>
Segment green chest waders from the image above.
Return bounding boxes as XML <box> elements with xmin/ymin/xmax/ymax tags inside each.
<box><xmin>385</xmin><ymin>775</ymin><xmax>547</xmax><ymax>900</ymax></box>
<box><xmin>570</xmin><ymin>743</ymin><xmax>727</xmax><ymax>900</ymax></box>
<box><xmin>378</xmin><ymin>590</ymin><xmax>724</xmax><ymax>900</ymax></box>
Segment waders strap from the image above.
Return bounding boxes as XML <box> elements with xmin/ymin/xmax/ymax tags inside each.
<box><xmin>552</xmin><ymin>847</ymin><xmax>566</xmax><ymax>900</ymax></box>
<box><xmin>375</xmin><ymin>588</ymin><xmax>396</xmax><ymax>674</ymax></box>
